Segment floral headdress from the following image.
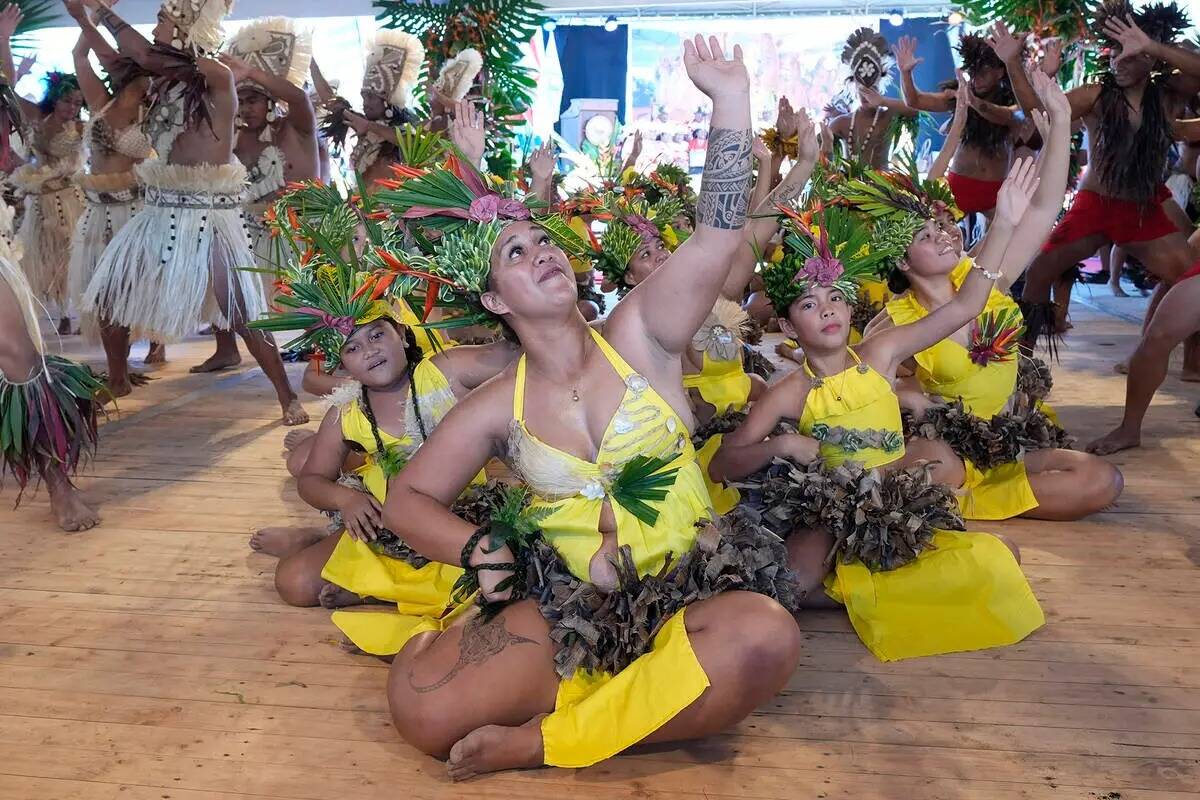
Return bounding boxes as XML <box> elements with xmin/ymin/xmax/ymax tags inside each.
<box><xmin>622</xmin><ymin>163</ymin><xmax>697</xmax><ymax>224</ymax></box>
<box><xmin>574</xmin><ymin>191</ymin><xmax>684</xmax><ymax>293</ymax></box>
<box><xmin>37</xmin><ymin>71</ymin><xmax>80</xmax><ymax>115</ymax></box>
<box><xmin>761</xmin><ymin>203</ymin><xmax>905</xmax><ymax>315</ymax></box>
<box><xmin>841</xmin><ymin>27</ymin><xmax>894</xmax><ymax>91</ymax></box>
<box><xmin>248</xmin><ymin>179</ymin><xmax>421</xmax><ymax>372</ymax></box>
<box><xmin>224</xmin><ymin>17</ymin><xmax>312</xmax><ymax>96</ymax></box>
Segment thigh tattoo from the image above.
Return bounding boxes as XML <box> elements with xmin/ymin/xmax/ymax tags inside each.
<box><xmin>408</xmin><ymin>613</ymin><xmax>537</xmax><ymax>694</ymax></box>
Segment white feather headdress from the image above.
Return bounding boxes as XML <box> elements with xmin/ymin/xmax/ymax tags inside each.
<box><xmin>362</xmin><ymin>30</ymin><xmax>425</xmax><ymax>108</ymax></box>
<box><xmin>432</xmin><ymin>48</ymin><xmax>483</xmax><ymax>102</ymax></box>
<box><xmin>226</xmin><ymin>17</ymin><xmax>313</xmax><ymax>92</ymax></box>
<box><xmin>158</xmin><ymin>0</ymin><xmax>234</xmax><ymax>54</ymax></box>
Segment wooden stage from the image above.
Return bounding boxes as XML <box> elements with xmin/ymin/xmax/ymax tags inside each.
<box><xmin>1</xmin><ymin>304</ymin><xmax>1198</xmax><ymax>800</ymax></box>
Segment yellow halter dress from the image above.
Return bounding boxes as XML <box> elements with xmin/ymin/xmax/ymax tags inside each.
<box><xmin>684</xmin><ymin>298</ymin><xmax>754</xmax><ymax>514</ymax></box>
<box><xmin>319</xmin><ymin>359</ymin><xmax>474</xmax><ymax>655</ymax></box>
<box><xmin>799</xmin><ymin>349</ymin><xmax>1044</xmax><ymax>661</ymax></box>
<box><xmin>511</xmin><ymin>328</ymin><xmax>716</xmax><ymax>768</ymax></box>
<box><xmin>885</xmin><ymin>259</ymin><xmax>1043</xmax><ymax>519</ymax></box>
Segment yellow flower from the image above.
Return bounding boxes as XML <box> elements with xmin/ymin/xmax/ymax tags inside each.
<box><xmin>854</xmin><ymin>242</ymin><xmax>871</xmax><ymax>258</ymax></box>
<box><xmin>620</xmin><ymin>166</ymin><xmax>639</xmax><ymax>186</ymax></box>
<box><xmin>488</xmin><ymin>174</ymin><xmax>504</xmax><ymax>188</ymax></box>
<box><xmin>769</xmin><ymin>244</ymin><xmax>785</xmax><ymax>263</ymax></box>
<box><xmin>661</xmin><ymin>225</ymin><xmax>679</xmax><ymax>250</ymax></box>
<box><xmin>315</xmin><ymin>264</ymin><xmax>338</xmax><ymax>284</ymax></box>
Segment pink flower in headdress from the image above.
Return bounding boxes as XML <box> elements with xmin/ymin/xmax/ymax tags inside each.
<box><xmin>467</xmin><ymin>194</ymin><xmax>531</xmax><ymax>223</ymax></box>
<box><xmin>799</xmin><ymin>253</ymin><xmax>844</xmax><ymax>286</ymax></box>
<box><xmin>625</xmin><ymin>214</ymin><xmax>659</xmax><ymax>241</ymax></box>
<box><xmin>297</xmin><ymin>307</ymin><xmax>356</xmax><ymax>335</ymax></box>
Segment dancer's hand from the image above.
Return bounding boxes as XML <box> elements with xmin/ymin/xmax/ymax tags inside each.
<box><xmin>795</xmin><ymin>106</ymin><xmax>818</xmax><ymax>161</ymax></box>
<box><xmin>952</xmin><ymin>74</ymin><xmax>971</xmax><ymax>123</ymax></box>
<box><xmin>776</xmin><ymin>95</ymin><xmax>799</xmax><ymax>138</ymax></box>
<box><xmin>339</xmin><ymin>491</ymin><xmax>384</xmax><ymax>541</ymax></box>
<box><xmin>858</xmin><ymin>84</ymin><xmax>884</xmax><ymax>109</ymax></box>
<box><xmin>894</xmin><ymin>35</ymin><xmax>923</xmax><ymax>72</ymax></box>
<box><xmin>528</xmin><ymin>142</ymin><xmax>555</xmax><ymax>183</ymax></box>
<box><xmin>780</xmin><ymin>433</ymin><xmax>820</xmax><ymax>464</ymax></box>
<box><xmin>682</xmin><ymin>34</ymin><xmax>748</xmax><ymax>99</ymax></box>
<box><xmin>1104</xmin><ymin>15</ymin><xmax>1153</xmax><ymax>59</ymax></box>
<box><xmin>626</xmin><ymin>129</ymin><xmax>643</xmax><ymax>163</ymax></box>
<box><xmin>1041</xmin><ymin>37</ymin><xmax>1063</xmax><ymax>75</ymax></box>
<box><xmin>994</xmin><ymin>156</ymin><xmax>1039</xmax><ymax>226</ymax></box>
<box><xmin>1030</xmin><ymin>69</ymin><xmax>1070</xmax><ymax>120</ymax></box>
<box><xmin>0</xmin><ymin>4</ymin><xmax>24</xmax><ymax>39</ymax></box>
<box><xmin>751</xmin><ymin>135</ymin><xmax>771</xmax><ymax>165</ymax></box>
<box><xmin>218</xmin><ymin>53</ymin><xmax>251</xmax><ymax>83</ymax></box>
<box><xmin>987</xmin><ymin>21</ymin><xmax>1027</xmax><ymax>64</ymax></box>
<box><xmin>449</xmin><ymin>98</ymin><xmax>486</xmax><ymax>166</ymax></box>
<box><xmin>14</xmin><ymin>53</ymin><xmax>34</xmax><ymax>81</ymax></box>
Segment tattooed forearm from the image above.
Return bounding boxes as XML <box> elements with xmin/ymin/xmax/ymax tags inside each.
<box><xmin>95</xmin><ymin>7</ymin><xmax>131</xmax><ymax>37</ymax></box>
<box><xmin>697</xmin><ymin>127</ymin><xmax>752</xmax><ymax>230</ymax></box>
<box><xmin>407</xmin><ymin>613</ymin><xmax>536</xmax><ymax>694</ymax></box>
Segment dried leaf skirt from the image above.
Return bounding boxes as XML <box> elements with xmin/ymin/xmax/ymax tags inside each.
<box><xmin>16</xmin><ymin>179</ymin><xmax>85</xmax><ymax>307</ymax></box>
<box><xmin>741</xmin><ymin>458</ymin><xmax>1044</xmax><ymax>661</ymax></box>
<box><xmin>80</xmin><ymin>161</ymin><xmax>266</xmax><ymax>342</ymax></box>
<box><xmin>68</xmin><ymin>171</ymin><xmax>142</xmax><ymax>342</ymax></box>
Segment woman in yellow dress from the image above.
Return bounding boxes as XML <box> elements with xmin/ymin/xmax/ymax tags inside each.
<box><xmin>379</xmin><ymin>37</ymin><xmax>803</xmax><ymax>779</ymax></box>
<box><xmin>710</xmin><ymin>116</ymin><xmax>1066</xmax><ymax>656</ymax></box>
<box><xmin>852</xmin><ymin>75</ymin><xmax>1123</xmax><ymax>521</ymax></box>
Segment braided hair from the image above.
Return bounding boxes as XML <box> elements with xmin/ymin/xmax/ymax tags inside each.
<box><xmin>358</xmin><ymin>326</ymin><xmax>430</xmax><ymax>458</ymax></box>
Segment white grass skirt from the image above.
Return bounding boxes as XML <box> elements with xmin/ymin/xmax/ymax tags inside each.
<box><xmin>80</xmin><ymin>161</ymin><xmax>265</xmax><ymax>343</ymax></box>
<box><xmin>14</xmin><ymin>177</ymin><xmax>85</xmax><ymax>307</ymax></box>
<box><xmin>69</xmin><ymin>171</ymin><xmax>142</xmax><ymax>342</ymax></box>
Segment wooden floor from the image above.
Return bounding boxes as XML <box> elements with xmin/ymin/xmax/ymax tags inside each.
<box><xmin>2</xmin><ymin>304</ymin><xmax>1198</xmax><ymax>800</ymax></box>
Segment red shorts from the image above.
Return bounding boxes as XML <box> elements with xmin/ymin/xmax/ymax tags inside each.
<box><xmin>1181</xmin><ymin>259</ymin><xmax>1200</xmax><ymax>281</ymax></box>
<box><xmin>1042</xmin><ymin>187</ymin><xmax>1176</xmax><ymax>252</ymax></box>
<box><xmin>946</xmin><ymin>171</ymin><xmax>1002</xmax><ymax>215</ymax></box>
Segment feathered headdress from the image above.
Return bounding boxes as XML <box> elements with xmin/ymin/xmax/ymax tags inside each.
<box><xmin>761</xmin><ymin>203</ymin><xmax>903</xmax><ymax>314</ymax></box>
<box><xmin>37</xmin><ymin>71</ymin><xmax>80</xmax><ymax>115</ymax></box>
<box><xmin>957</xmin><ymin>33</ymin><xmax>1005</xmax><ymax>74</ymax></box>
<box><xmin>157</xmin><ymin>0</ymin><xmax>234</xmax><ymax>54</ymax></box>
<box><xmin>248</xmin><ymin>179</ymin><xmax>421</xmax><ymax>372</ymax></box>
<box><xmin>363</xmin><ymin>30</ymin><xmax>425</xmax><ymax>109</ymax></box>
<box><xmin>841</xmin><ymin>26</ymin><xmax>894</xmax><ymax>90</ymax></box>
<box><xmin>225</xmin><ymin>17</ymin><xmax>312</xmax><ymax>94</ymax></box>
<box><xmin>432</xmin><ymin>47</ymin><xmax>483</xmax><ymax>102</ymax></box>
<box><xmin>1095</xmin><ymin>0</ymin><xmax>1189</xmax><ymax>46</ymax></box>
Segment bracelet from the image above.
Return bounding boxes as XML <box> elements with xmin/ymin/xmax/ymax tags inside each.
<box><xmin>973</xmin><ymin>262</ymin><xmax>1002</xmax><ymax>281</ymax></box>
<box><xmin>454</xmin><ymin>524</ymin><xmax>526</xmax><ymax>612</ymax></box>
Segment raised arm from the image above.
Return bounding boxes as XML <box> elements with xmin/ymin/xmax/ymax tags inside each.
<box><xmin>969</xmin><ymin>91</ymin><xmax>1019</xmax><ymax>127</ymax></box>
<box><xmin>860</xmin><ymin>84</ymin><xmax>919</xmax><ymax>118</ymax></box>
<box><xmin>709</xmin><ymin>372</ymin><xmax>819</xmax><ymax>481</ymax></box>
<box><xmin>722</xmin><ymin>115</ymin><xmax>818</xmax><ymax>300</ymax></box>
<box><xmin>84</xmin><ymin>0</ymin><xmax>161</xmax><ymax>72</ymax></box>
<box><xmin>221</xmin><ymin>54</ymin><xmax>316</xmax><ymax>136</ymax></box>
<box><xmin>894</xmin><ymin>35</ymin><xmax>954</xmax><ymax>112</ymax></box>
<box><xmin>196</xmin><ymin>55</ymin><xmax>236</xmax><ymax>138</ymax></box>
<box><xmin>928</xmin><ymin>79</ymin><xmax>969</xmax><ymax>180</ymax></box>
<box><xmin>527</xmin><ymin>142</ymin><xmax>555</xmax><ymax>205</ymax></box>
<box><xmin>71</xmin><ymin>32</ymin><xmax>112</xmax><ymax>111</ymax></box>
<box><xmin>0</xmin><ymin>4</ymin><xmax>37</xmax><ymax>119</ymax></box>
<box><xmin>448</xmin><ymin>99</ymin><xmax>486</xmax><ymax>168</ymax></box>
<box><xmin>861</xmin><ymin>158</ymin><xmax>1040</xmax><ymax>375</ymax></box>
<box><xmin>620</xmin><ymin>35</ymin><xmax>752</xmax><ymax>355</ymax></box>
<box><xmin>65</xmin><ymin>0</ymin><xmax>118</xmax><ymax>63</ymax></box>
<box><xmin>308</xmin><ymin>57</ymin><xmax>336</xmax><ymax>105</ymax></box>
<box><xmin>1105</xmin><ymin>15</ymin><xmax>1200</xmax><ymax>83</ymax></box>
<box><xmin>990</xmin><ymin>21</ymin><xmax>1040</xmax><ymax>116</ymax></box>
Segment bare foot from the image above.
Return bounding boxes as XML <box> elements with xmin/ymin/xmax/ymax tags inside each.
<box><xmin>447</xmin><ymin>716</ymin><xmax>546</xmax><ymax>781</ymax></box>
<box><xmin>105</xmin><ymin>377</ymin><xmax>133</xmax><ymax>400</ymax></box>
<box><xmin>248</xmin><ymin>526</ymin><xmax>326</xmax><ymax>558</ymax></box>
<box><xmin>1114</xmin><ymin>360</ymin><xmax>1129</xmax><ymax>375</ymax></box>
<box><xmin>143</xmin><ymin>343</ymin><xmax>167</xmax><ymax>368</ymax></box>
<box><xmin>318</xmin><ymin>582</ymin><xmax>366</xmax><ymax>609</ymax></box>
<box><xmin>284</xmin><ymin>429</ymin><xmax>314</xmax><ymax>452</ymax></box>
<box><xmin>57</xmin><ymin>317</ymin><xmax>74</xmax><ymax>336</ymax></box>
<box><xmin>1180</xmin><ymin>369</ymin><xmax>1200</xmax><ymax>383</ymax></box>
<box><xmin>49</xmin><ymin>482</ymin><xmax>101</xmax><ymax>532</ymax></box>
<box><xmin>1086</xmin><ymin>427</ymin><xmax>1141</xmax><ymax>456</ymax></box>
<box><xmin>282</xmin><ymin>397</ymin><xmax>309</xmax><ymax>426</ymax></box>
<box><xmin>1111</xmin><ymin>284</ymin><xmax>1129</xmax><ymax>298</ymax></box>
<box><xmin>338</xmin><ymin>635</ymin><xmax>368</xmax><ymax>655</ymax></box>
<box><xmin>189</xmin><ymin>352</ymin><xmax>242</xmax><ymax>373</ymax></box>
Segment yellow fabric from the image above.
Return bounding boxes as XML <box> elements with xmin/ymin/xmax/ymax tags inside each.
<box><xmin>695</xmin><ymin>432</ymin><xmax>739</xmax><ymax>515</ymax></box>
<box><xmin>798</xmin><ymin>349</ymin><xmax>906</xmax><ymax>469</ymax></box>
<box><xmin>394</xmin><ymin>297</ymin><xmax>453</xmax><ymax>357</ymax></box>
<box><xmin>885</xmin><ymin>258</ymin><xmax>1042</xmax><ymax>520</ymax></box>
<box><xmin>320</xmin><ymin>360</ymin><xmax>474</xmax><ymax>655</ymax></box>
<box><xmin>682</xmin><ymin>351</ymin><xmax>752</xmax><ymax>417</ymax></box>
<box><xmin>541</xmin><ymin>608</ymin><xmax>709</xmax><ymax>768</ymax></box>
<box><xmin>825</xmin><ymin>529</ymin><xmax>1045</xmax><ymax>661</ymax></box>
<box><xmin>512</xmin><ymin>328</ymin><xmax>713</xmax><ymax>581</ymax></box>
<box><xmin>513</xmin><ymin>328</ymin><xmax>712</xmax><ymax>764</ymax></box>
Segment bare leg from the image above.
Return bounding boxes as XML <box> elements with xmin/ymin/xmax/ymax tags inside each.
<box><xmin>98</xmin><ymin>320</ymin><xmax>133</xmax><ymax>398</ymax></box>
<box><xmin>1019</xmin><ymin>234</ymin><xmax>1107</xmax><ymax>346</ymax></box>
<box><xmin>786</xmin><ymin>527</ymin><xmax>839</xmax><ymax>609</ymax></box>
<box><xmin>285</xmin><ymin>433</ymin><xmax>315</xmax><ymax>478</ymax></box>
<box><xmin>1124</xmin><ymin>233</ymin><xmax>1195</xmax><ymax>285</ymax></box>
<box><xmin>1107</xmin><ymin>244</ymin><xmax>1129</xmax><ymax>297</ymax></box>
<box><xmin>1117</xmin><ymin>281</ymin><xmax>1169</xmax><ymax>375</ymax></box>
<box><xmin>273</xmin><ymin>531</ymin><xmax>344</xmax><ymax>606</ymax></box>
<box><xmin>143</xmin><ymin>341</ymin><xmax>167</xmax><ymax>366</ymax></box>
<box><xmin>1052</xmin><ymin>274</ymin><xmax>1075</xmax><ymax>333</ymax></box>
<box><xmin>1182</xmin><ymin>333</ymin><xmax>1200</xmax><ymax>382</ymax></box>
<box><xmin>190</xmin><ymin>329</ymin><xmax>242</xmax><ymax>373</ymax></box>
<box><xmin>1019</xmin><ymin>449</ymin><xmax>1124</xmax><ymax>520</ymax></box>
<box><xmin>249</xmin><ymin>525</ymin><xmax>327</xmax><ymax>557</ymax></box>
<box><xmin>747</xmin><ymin>372</ymin><xmax>767</xmax><ymax>401</ymax></box>
<box><xmin>210</xmin><ymin>251</ymin><xmax>308</xmax><ymax>425</ymax></box>
<box><xmin>1088</xmin><ymin>276</ymin><xmax>1200</xmax><ymax>454</ymax></box>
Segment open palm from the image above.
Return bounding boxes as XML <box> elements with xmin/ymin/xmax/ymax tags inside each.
<box><xmin>683</xmin><ymin>34</ymin><xmax>748</xmax><ymax>99</ymax></box>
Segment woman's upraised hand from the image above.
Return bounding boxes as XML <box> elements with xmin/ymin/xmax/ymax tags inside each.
<box><xmin>683</xmin><ymin>34</ymin><xmax>749</xmax><ymax>99</ymax></box>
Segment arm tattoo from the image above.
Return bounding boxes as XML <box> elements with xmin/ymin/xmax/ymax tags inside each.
<box><xmin>697</xmin><ymin>127</ymin><xmax>752</xmax><ymax>230</ymax></box>
<box><xmin>407</xmin><ymin>613</ymin><xmax>536</xmax><ymax>694</ymax></box>
<box><xmin>96</xmin><ymin>7</ymin><xmax>131</xmax><ymax>37</ymax></box>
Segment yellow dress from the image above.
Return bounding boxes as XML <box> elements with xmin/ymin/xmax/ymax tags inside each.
<box><xmin>684</xmin><ymin>298</ymin><xmax>754</xmax><ymax>514</ymax></box>
<box><xmin>886</xmin><ymin>259</ymin><xmax>1040</xmax><ymax>520</ymax></box>
<box><xmin>511</xmin><ymin>328</ymin><xmax>714</xmax><ymax>768</ymax></box>
<box><xmin>798</xmin><ymin>349</ymin><xmax>1044</xmax><ymax>661</ymax></box>
<box><xmin>319</xmin><ymin>360</ymin><xmax>471</xmax><ymax>656</ymax></box>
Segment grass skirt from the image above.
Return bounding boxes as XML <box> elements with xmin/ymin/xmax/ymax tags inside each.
<box><xmin>69</xmin><ymin>172</ymin><xmax>142</xmax><ymax>342</ymax></box>
<box><xmin>12</xmin><ymin>171</ymin><xmax>85</xmax><ymax>307</ymax></box>
<box><xmin>80</xmin><ymin>161</ymin><xmax>264</xmax><ymax>342</ymax></box>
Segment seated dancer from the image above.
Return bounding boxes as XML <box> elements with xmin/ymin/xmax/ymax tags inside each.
<box><xmin>0</xmin><ymin>7</ymin><xmax>85</xmax><ymax>334</ymax></box>
<box><xmin>853</xmin><ymin>72</ymin><xmax>1124</xmax><ymax>521</ymax></box>
<box><xmin>63</xmin><ymin>0</ymin><xmax>163</xmax><ymax>396</ymax></box>
<box><xmin>250</xmin><ymin>181</ymin><xmax>518</xmax><ymax>658</ymax></box>
<box><xmin>1004</xmin><ymin>4</ymin><xmax>1200</xmax><ymax>342</ymax></box>
<box><xmin>0</xmin><ymin>198</ymin><xmax>105</xmax><ymax>531</ymax></box>
<box><xmin>828</xmin><ymin>27</ymin><xmax>919</xmax><ymax>170</ymax></box>
<box><xmin>711</xmin><ymin>162</ymin><xmax>1046</xmax><ymax>660</ymax></box>
<box><xmin>78</xmin><ymin>0</ymin><xmax>307</xmax><ymax>425</ymax></box>
<box><xmin>310</xmin><ymin>31</ymin><xmax>426</xmax><ymax>186</ymax></box>
<box><xmin>379</xmin><ymin>37</ymin><xmax>802</xmax><ymax>778</ymax></box>
<box><xmin>194</xmin><ymin>16</ymin><xmax>319</xmax><ymax>375</ymax></box>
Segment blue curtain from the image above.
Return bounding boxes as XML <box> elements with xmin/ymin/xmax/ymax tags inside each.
<box><xmin>551</xmin><ymin>24</ymin><xmax>629</xmax><ymax>129</ymax></box>
<box><xmin>878</xmin><ymin>17</ymin><xmax>956</xmax><ymax>152</ymax></box>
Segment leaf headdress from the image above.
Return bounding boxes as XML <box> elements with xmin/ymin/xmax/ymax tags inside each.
<box><xmin>579</xmin><ymin>191</ymin><xmax>684</xmax><ymax>293</ymax></box>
